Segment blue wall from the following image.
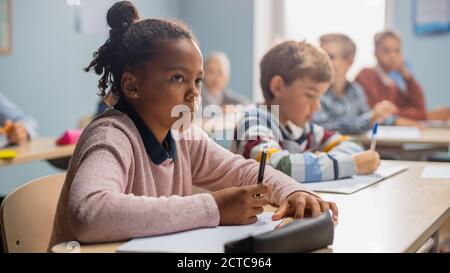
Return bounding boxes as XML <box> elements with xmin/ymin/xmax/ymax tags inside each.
<box><xmin>392</xmin><ymin>0</ymin><xmax>450</xmax><ymax>109</ymax></box>
<box><xmin>179</xmin><ymin>0</ymin><xmax>255</xmax><ymax>99</ymax></box>
<box><xmin>0</xmin><ymin>0</ymin><xmax>180</xmax><ymax>195</ymax></box>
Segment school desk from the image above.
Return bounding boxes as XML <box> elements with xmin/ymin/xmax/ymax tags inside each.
<box><xmin>51</xmin><ymin>160</ymin><xmax>450</xmax><ymax>253</ymax></box>
<box><xmin>351</xmin><ymin>127</ymin><xmax>450</xmax><ymax>161</ymax></box>
<box><xmin>0</xmin><ymin>137</ymin><xmax>76</xmax><ymax>168</ymax></box>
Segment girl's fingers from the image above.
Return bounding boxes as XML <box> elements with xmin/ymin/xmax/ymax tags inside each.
<box><xmin>251</xmin><ymin>206</ymin><xmax>264</xmax><ymax>216</ymax></box>
<box><xmin>272</xmin><ymin>202</ymin><xmax>289</xmax><ymax>220</ymax></box>
<box><xmin>251</xmin><ymin>195</ymin><xmax>269</xmax><ymax>207</ymax></box>
<box><xmin>329</xmin><ymin>202</ymin><xmax>339</xmax><ymax>221</ymax></box>
<box><xmin>294</xmin><ymin>199</ymin><xmax>306</xmax><ymax>219</ymax></box>
<box><xmin>319</xmin><ymin>200</ymin><xmax>330</xmax><ymax>212</ymax></box>
<box><xmin>307</xmin><ymin>196</ymin><xmax>321</xmax><ymax>218</ymax></box>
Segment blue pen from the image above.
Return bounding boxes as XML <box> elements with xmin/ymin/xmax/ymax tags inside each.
<box><xmin>370</xmin><ymin>122</ymin><xmax>379</xmax><ymax>151</ymax></box>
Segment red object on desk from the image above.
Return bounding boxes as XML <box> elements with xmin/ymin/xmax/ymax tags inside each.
<box><xmin>56</xmin><ymin>129</ymin><xmax>82</xmax><ymax>145</ymax></box>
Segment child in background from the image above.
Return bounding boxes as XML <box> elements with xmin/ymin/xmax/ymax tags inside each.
<box><xmin>230</xmin><ymin>41</ymin><xmax>380</xmax><ymax>183</ymax></box>
<box><xmin>356</xmin><ymin>30</ymin><xmax>450</xmax><ymax>121</ymax></box>
<box><xmin>313</xmin><ymin>34</ymin><xmax>418</xmax><ymax>135</ymax></box>
<box><xmin>0</xmin><ymin>91</ymin><xmax>39</xmax><ymax>144</ymax></box>
<box><xmin>49</xmin><ymin>1</ymin><xmax>337</xmax><ymax>248</ymax></box>
<box><xmin>202</xmin><ymin>52</ymin><xmax>248</xmax><ymax>110</ymax></box>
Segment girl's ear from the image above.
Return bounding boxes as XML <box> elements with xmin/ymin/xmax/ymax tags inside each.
<box><xmin>121</xmin><ymin>72</ymin><xmax>140</xmax><ymax>99</ymax></box>
<box><xmin>269</xmin><ymin>75</ymin><xmax>285</xmax><ymax>99</ymax></box>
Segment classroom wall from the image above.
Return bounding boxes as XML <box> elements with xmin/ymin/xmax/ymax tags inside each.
<box><xmin>392</xmin><ymin>0</ymin><xmax>450</xmax><ymax>109</ymax></box>
<box><xmin>178</xmin><ymin>0</ymin><xmax>255</xmax><ymax>100</ymax></box>
<box><xmin>0</xmin><ymin>0</ymin><xmax>180</xmax><ymax>195</ymax></box>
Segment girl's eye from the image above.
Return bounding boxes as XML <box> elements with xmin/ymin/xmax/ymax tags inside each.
<box><xmin>171</xmin><ymin>75</ymin><xmax>184</xmax><ymax>83</ymax></box>
<box><xmin>195</xmin><ymin>78</ymin><xmax>203</xmax><ymax>86</ymax></box>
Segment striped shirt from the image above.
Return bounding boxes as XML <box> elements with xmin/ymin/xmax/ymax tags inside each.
<box><xmin>230</xmin><ymin>105</ymin><xmax>364</xmax><ymax>183</ymax></box>
<box><xmin>312</xmin><ymin>82</ymin><xmax>397</xmax><ymax>135</ymax></box>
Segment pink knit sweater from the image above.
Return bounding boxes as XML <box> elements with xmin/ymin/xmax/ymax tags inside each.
<box><xmin>49</xmin><ymin>110</ymin><xmax>316</xmax><ymax>248</ymax></box>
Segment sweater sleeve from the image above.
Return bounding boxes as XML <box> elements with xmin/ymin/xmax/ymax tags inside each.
<box><xmin>233</xmin><ymin>115</ymin><xmax>358</xmax><ymax>183</ymax></box>
<box><xmin>188</xmin><ymin>127</ymin><xmax>319</xmax><ymax>206</ymax></box>
<box><xmin>67</xmin><ymin>130</ymin><xmax>219</xmax><ymax>244</ymax></box>
<box><xmin>355</xmin><ymin>69</ymin><xmax>379</xmax><ymax>108</ymax></box>
<box><xmin>397</xmin><ymin>76</ymin><xmax>427</xmax><ymax>120</ymax></box>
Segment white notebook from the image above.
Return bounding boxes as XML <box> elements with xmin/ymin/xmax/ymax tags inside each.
<box><xmin>117</xmin><ymin>212</ymin><xmax>283</xmax><ymax>253</ymax></box>
<box><xmin>421</xmin><ymin>166</ymin><xmax>450</xmax><ymax>179</ymax></box>
<box><xmin>305</xmin><ymin>164</ymin><xmax>408</xmax><ymax>194</ymax></box>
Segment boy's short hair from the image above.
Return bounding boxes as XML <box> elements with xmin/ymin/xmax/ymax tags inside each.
<box><xmin>320</xmin><ymin>33</ymin><xmax>356</xmax><ymax>59</ymax></box>
<box><xmin>374</xmin><ymin>30</ymin><xmax>402</xmax><ymax>49</ymax></box>
<box><xmin>260</xmin><ymin>40</ymin><xmax>333</xmax><ymax>102</ymax></box>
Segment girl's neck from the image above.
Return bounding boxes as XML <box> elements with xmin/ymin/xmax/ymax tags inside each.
<box><xmin>144</xmin><ymin>120</ymin><xmax>169</xmax><ymax>144</ymax></box>
<box><xmin>132</xmin><ymin>102</ymin><xmax>170</xmax><ymax>144</ymax></box>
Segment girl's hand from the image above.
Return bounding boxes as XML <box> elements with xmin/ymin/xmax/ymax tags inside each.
<box><xmin>272</xmin><ymin>192</ymin><xmax>338</xmax><ymax>222</ymax></box>
<box><xmin>211</xmin><ymin>184</ymin><xmax>269</xmax><ymax>225</ymax></box>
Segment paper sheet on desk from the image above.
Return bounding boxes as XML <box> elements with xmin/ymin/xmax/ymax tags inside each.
<box><xmin>305</xmin><ymin>163</ymin><xmax>408</xmax><ymax>194</ymax></box>
<box><xmin>366</xmin><ymin>126</ymin><xmax>422</xmax><ymax>139</ymax></box>
<box><xmin>421</xmin><ymin>166</ymin><xmax>450</xmax><ymax>179</ymax></box>
<box><xmin>117</xmin><ymin>212</ymin><xmax>283</xmax><ymax>253</ymax></box>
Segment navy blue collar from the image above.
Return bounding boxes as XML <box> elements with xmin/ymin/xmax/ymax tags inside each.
<box><xmin>115</xmin><ymin>97</ymin><xmax>176</xmax><ymax>165</ymax></box>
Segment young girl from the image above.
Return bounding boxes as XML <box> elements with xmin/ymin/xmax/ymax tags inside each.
<box><xmin>49</xmin><ymin>1</ymin><xmax>337</xmax><ymax>247</ymax></box>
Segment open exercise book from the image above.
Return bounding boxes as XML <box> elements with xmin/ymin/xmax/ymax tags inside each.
<box><xmin>306</xmin><ymin>163</ymin><xmax>408</xmax><ymax>194</ymax></box>
<box><xmin>117</xmin><ymin>212</ymin><xmax>283</xmax><ymax>253</ymax></box>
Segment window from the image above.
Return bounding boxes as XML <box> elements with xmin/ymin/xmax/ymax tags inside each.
<box><xmin>284</xmin><ymin>0</ymin><xmax>387</xmax><ymax>79</ymax></box>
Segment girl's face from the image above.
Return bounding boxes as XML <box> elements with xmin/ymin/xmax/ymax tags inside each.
<box><xmin>131</xmin><ymin>39</ymin><xmax>204</xmax><ymax>131</ymax></box>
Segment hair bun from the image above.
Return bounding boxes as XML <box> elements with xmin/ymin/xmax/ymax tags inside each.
<box><xmin>107</xmin><ymin>1</ymin><xmax>140</xmax><ymax>33</ymax></box>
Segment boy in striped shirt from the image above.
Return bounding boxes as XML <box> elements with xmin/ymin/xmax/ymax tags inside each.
<box><xmin>230</xmin><ymin>41</ymin><xmax>380</xmax><ymax>183</ymax></box>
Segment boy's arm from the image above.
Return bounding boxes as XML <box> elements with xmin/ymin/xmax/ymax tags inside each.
<box><xmin>313</xmin><ymin>105</ymin><xmax>372</xmax><ymax>135</ymax></box>
<box><xmin>397</xmin><ymin>76</ymin><xmax>427</xmax><ymax>120</ymax></box>
<box><xmin>233</xmin><ymin>120</ymin><xmax>358</xmax><ymax>183</ymax></box>
<box><xmin>0</xmin><ymin>92</ymin><xmax>39</xmax><ymax>138</ymax></box>
<box><xmin>355</xmin><ymin>69</ymin><xmax>379</xmax><ymax>108</ymax></box>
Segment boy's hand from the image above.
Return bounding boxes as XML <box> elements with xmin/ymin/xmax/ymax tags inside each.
<box><xmin>427</xmin><ymin>107</ymin><xmax>450</xmax><ymax>121</ymax></box>
<box><xmin>1</xmin><ymin>119</ymin><xmax>29</xmax><ymax>145</ymax></box>
<box><xmin>211</xmin><ymin>184</ymin><xmax>269</xmax><ymax>225</ymax></box>
<box><xmin>352</xmin><ymin>150</ymin><xmax>380</xmax><ymax>175</ymax></box>
<box><xmin>272</xmin><ymin>192</ymin><xmax>338</xmax><ymax>222</ymax></box>
<box><xmin>371</xmin><ymin>100</ymin><xmax>398</xmax><ymax>124</ymax></box>
<box><xmin>395</xmin><ymin>117</ymin><xmax>421</xmax><ymax>128</ymax></box>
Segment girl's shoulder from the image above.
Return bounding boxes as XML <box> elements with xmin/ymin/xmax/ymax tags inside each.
<box><xmin>77</xmin><ymin>109</ymin><xmax>140</xmax><ymax>152</ymax></box>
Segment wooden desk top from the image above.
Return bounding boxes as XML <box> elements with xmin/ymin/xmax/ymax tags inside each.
<box><xmin>52</xmin><ymin>160</ymin><xmax>450</xmax><ymax>253</ymax></box>
<box><xmin>0</xmin><ymin>138</ymin><xmax>76</xmax><ymax>168</ymax></box>
<box><xmin>352</xmin><ymin>128</ymin><xmax>450</xmax><ymax>146</ymax></box>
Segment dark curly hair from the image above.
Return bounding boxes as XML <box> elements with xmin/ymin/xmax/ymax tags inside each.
<box><xmin>85</xmin><ymin>1</ymin><xmax>195</xmax><ymax>97</ymax></box>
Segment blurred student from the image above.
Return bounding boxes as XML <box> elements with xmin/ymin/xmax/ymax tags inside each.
<box><xmin>313</xmin><ymin>34</ymin><xmax>418</xmax><ymax>134</ymax></box>
<box><xmin>0</xmin><ymin>91</ymin><xmax>39</xmax><ymax>144</ymax></box>
<box><xmin>356</xmin><ymin>31</ymin><xmax>450</xmax><ymax>121</ymax></box>
<box><xmin>230</xmin><ymin>41</ymin><xmax>380</xmax><ymax>184</ymax></box>
<box><xmin>202</xmin><ymin>52</ymin><xmax>248</xmax><ymax>110</ymax></box>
